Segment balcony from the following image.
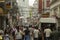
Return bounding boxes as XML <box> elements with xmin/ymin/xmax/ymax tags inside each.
<box><xmin>51</xmin><ymin>0</ymin><xmax>58</xmax><ymax>5</ymax></box>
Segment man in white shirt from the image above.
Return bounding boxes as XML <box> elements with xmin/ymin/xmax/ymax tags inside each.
<box><xmin>44</xmin><ymin>27</ymin><xmax>52</xmax><ymax>40</ymax></box>
<box><xmin>33</xmin><ymin>28</ymin><xmax>39</xmax><ymax>40</ymax></box>
<box><xmin>29</xmin><ymin>27</ymin><xmax>34</xmax><ymax>40</ymax></box>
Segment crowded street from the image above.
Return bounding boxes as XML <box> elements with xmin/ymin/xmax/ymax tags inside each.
<box><xmin>0</xmin><ymin>0</ymin><xmax>60</xmax><ymax>40</ymax></box>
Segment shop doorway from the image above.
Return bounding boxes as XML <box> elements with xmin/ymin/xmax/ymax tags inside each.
<box><xmin>41</xmin><ymin>23</ymin><xmax>56</xmax><ymax>31</ymax></box>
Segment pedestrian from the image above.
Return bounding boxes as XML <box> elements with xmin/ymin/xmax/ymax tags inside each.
<box><xmin>33</xmin><ymin>27</ymin><xmax>39</xmax><ymax>40</ymax></box>
<box><xmin>24</xmin><ymin>27</ymin><xmax>30</xmax><ymax>40</ymax></box>
<box><xmin>15</xmin><ymin>26</ymin><xmax>24</xmax><ymax>40</ymax></box>
<box><xmin>38</xmin><ymin>28</ymin><xmax>42</xmax><ymax>40</ymax></box>
<box><xmin>20</xmin><ymin>26</ymin><xmax>25</xmax><ymax>40</ymax></box>
<box><xmin>0</xmin><ymin>30</ymin><xmax>4</xmax><ymax>35</ymax></box>
<box><xmin>11</xmin><ymin>26</ymin><xmax>17</xmax><ymax>40</ymax></box>
<box><xmin>44</xmin><ymin>27</ymin><xmax>52</xmax><ymax>40</ymax></box>
<box><xmin>29</xmin><ymin>25</ymin><xmax>34</xmax><ymax>40</ymax></box>
<box><xmin>4</xmin><ymin>29</ymin><xmax>10</xmax><ymax>40</ymax></box>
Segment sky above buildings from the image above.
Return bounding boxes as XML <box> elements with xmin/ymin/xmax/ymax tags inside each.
<box><xmin>29</xmin><ymin>0</ymin><xmax>35</xmax><ymax>6</ymax></box>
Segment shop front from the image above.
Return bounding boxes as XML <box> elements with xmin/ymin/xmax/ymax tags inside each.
<box><xmin>40</xmin><ymin>18</ymin><xmax>57</xmax><ymax>31</ymax></box>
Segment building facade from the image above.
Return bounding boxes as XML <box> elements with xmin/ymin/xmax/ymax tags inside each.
<box><xmin>50</xmin><ymin>0</ymin><xmax>60</xmax><ymax>27</ymax></box>
<box><xmin>43</xmin><ymin>0</ymin><xmax>51</xmax><ymax>13</ymax></box>
<box><xmin>0</xmin><ymin>0</ymin><xmax>19</xmax><ymax>29</ymax></box>
<box><xmin>33</xmin><ymin>0</ymin><xmax>39</xmax><ymax>16</ymax></box>
<box><xmin>17</xmin><ymin>0</ymin><xmax>29</xmax><ymax>18</ymax></box>
<box><xmin>29</xmin><ymin>0</ymin><xmax>41</xmax><ymax>26</ymax></box>
<box><xmin>0</xmin><ymin>0</ymin><xmax>8</xmax><ymax>29</ymax></box>
<box><xmin>6</xmin><ymin>0</ymin><xmax>19</xmax><ymax>27</ymax></box>
<box><xmin>50</xmin><ymin>0</ymin><xmax>60</xmax><ymax>17</ymax></box>
<box><xmin>16</xmin><ymin>0</ymin><xmax>30</xmax><ymax>26</ymax></box>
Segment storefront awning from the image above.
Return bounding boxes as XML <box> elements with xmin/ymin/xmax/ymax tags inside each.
<box><xmin>40</xmin><ymin>18</ymin><xmax>57</xmax><ymax>23</ymax></box>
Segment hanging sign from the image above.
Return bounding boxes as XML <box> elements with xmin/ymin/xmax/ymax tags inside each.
<box><xmin>6</xmin><ymin>2</ymin><xmax>11</xmax><ymax>9</ymax></box>
<box><xmin>0</xmin><ymin>0</ymin><xmax>5</xmax><ymax>2</ymax></box>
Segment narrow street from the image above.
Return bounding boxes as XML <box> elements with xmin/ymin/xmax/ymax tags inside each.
<box><xmin>0</xmin><ymin>0</ymin><xmax>60</xmax><ymax>40</ymax></box>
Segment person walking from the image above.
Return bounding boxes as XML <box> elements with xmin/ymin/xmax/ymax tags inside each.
<box><xmin>4</xmin><ymin>29</ymin><xmax>10</xmax><ymax>40</ymax></box>
<box><xmin>29</xmin><ymin>26</ymin><xmax>34</xmax><ymax>40</ymax></box>
<box><xmin>15</xmin><ymin>26</ymin><xmax>24</xmax><ymax>40</ymax></box>
<box><xmin>24</xmin><ymin>27</ymin><xmax>30</xmax><ymax>40</ymax></box>
<box><xmin>38</xmin><ymin>28</ymin><xmax>42</xmax><ymax>40</ymax></box>
<box><xmin>33</xmin><ymin>27</ymin><xmax>39</xmax><ymax>40</ymax></box>
<box><xmin>44</xmin><ymin>27</ymin><xmax>52</xmax><ymax>40</ymax></box>
<box><xmin>12</xmin><ymin>26</ymin><xmax>17</xmax><ymax>40</ymax></box>
<box><xmin>19</xmin><ymin>26</ymin><xmax>25</xmax><ymax>40</ymax></box>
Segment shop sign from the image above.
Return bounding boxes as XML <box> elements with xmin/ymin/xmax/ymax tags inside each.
<box><xmin>0</xmin><ymin>7</ymin><xmax>3</xmax><ymax>14</ymax></box>
<box><xmin>42</xmin><ymin>13</ymin><xmax>50</xmax><ymax>18</ymax></box>
<box><xmin>0</xmin><ymin>0</ymin><xmax>5</xmax><ymax>2</ymax></box>
<box><xmin>6</xmin><ymin>2</ymin><xmax>11</xmax><ymax>9</ymax></box>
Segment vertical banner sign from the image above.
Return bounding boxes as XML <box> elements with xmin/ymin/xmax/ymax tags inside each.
<box><xmin>46</xmin><ymin>0</ymin><xmax>50</xmax><ymax>7</ymax></box>
<box><xmin>38</xmin><ymin>0</ymin><xmax>43</xmax><ymax>13</ymax></box>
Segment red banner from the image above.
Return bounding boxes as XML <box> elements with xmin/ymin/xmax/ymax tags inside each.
<box><xmin>38</xmin><ymin>0</ymin><xmax>43</xmax><ymax>13</ymax></box>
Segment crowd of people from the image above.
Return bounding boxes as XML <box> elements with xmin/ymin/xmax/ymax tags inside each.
<box><xmin>0</xmin><ymin>25</ymin><xmax>53</xmax><ymax>40</ymax></box>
